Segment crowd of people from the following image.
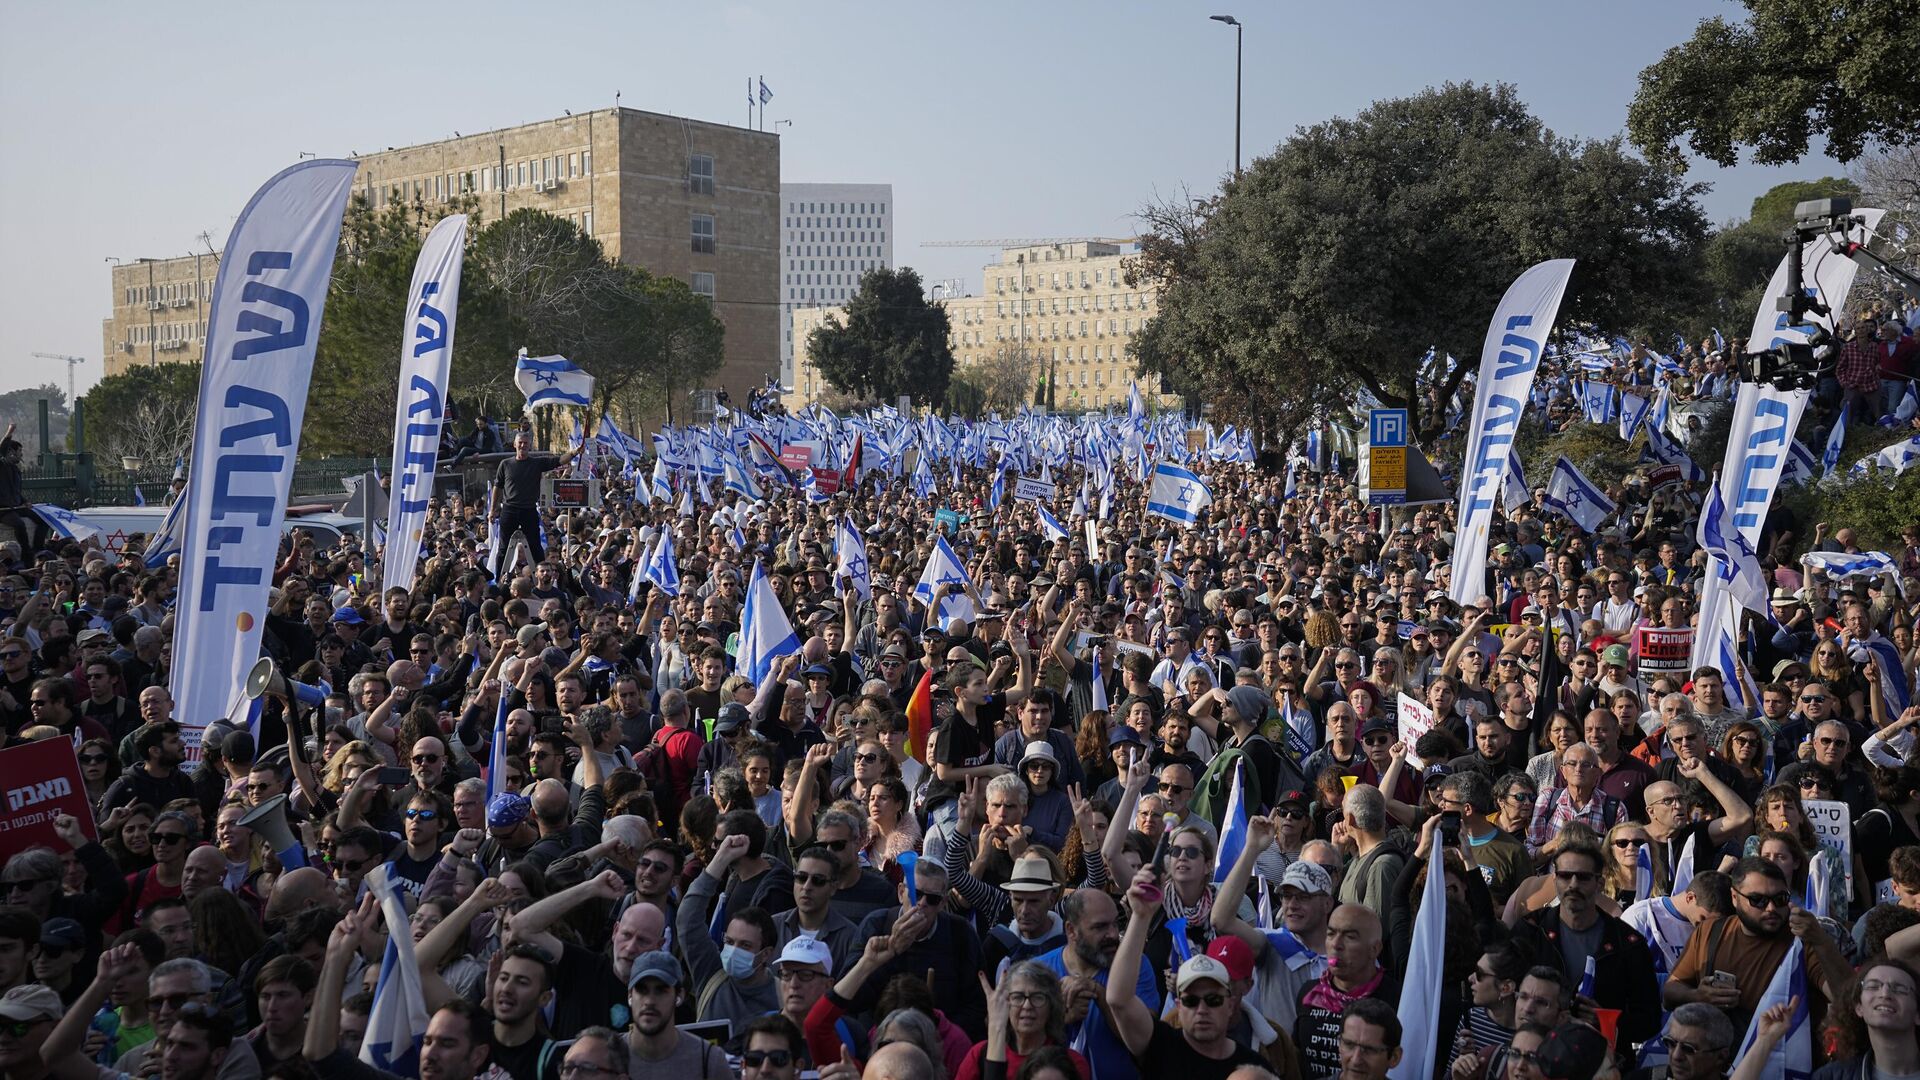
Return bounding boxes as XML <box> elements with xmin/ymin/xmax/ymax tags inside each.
<box><xmin>0</xmin><ymin>338</ymin><xmax>1918</xmax><ymax>1080</ymax></box>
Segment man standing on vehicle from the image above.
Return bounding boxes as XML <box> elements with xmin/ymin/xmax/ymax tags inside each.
<box><xmin>492</xmin><ymin>430</ymin><xmax>578</xmax><ymax>565</ymax></box>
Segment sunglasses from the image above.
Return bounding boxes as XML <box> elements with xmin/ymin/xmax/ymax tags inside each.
<box><xmin>1157</xmin><ymin>782</ymin><xmax>1190</xmax><ymax>795</ymax></box>
<box><xmin>793</xmin><ymin>871</ymin><xmax>835</xmax><ymax>888</ymax></box>
<box><xmin>405</xmin><ymin>808</ymin><xmax>438</xmax><ymax>821</ymax></box>
<box><xmin>1660</xmin><ymin>1036</ymin><xmax>1727</xmax><ymax>1057</ymax></box>
<box><xmin>149</xmin><ymin>831</ymin><xmax>188</xmax><ymax>845</ymax></box>
<box><xmin>1737</xmin><ymin>889</ymin><xmax>1791</xmax><ymax>909</ymax></box>
<box><xmin>1552</xmin><ymin>869</ymin><xmax>1599</xmax><ymax>884</ymax></box>
<box><xmin>854</xmin><ymin>752</ymin><xmax>882</xmax><ymax>764</ymax></box>
<box><xmin>78</xmin><ymin>753</ymin><xmax>108</xmax><ymax>765</ymax></box>
<box><xmin>820</xmin><ymin>838</ymin><xmax>851</xmax><ymax>852</ymax></box>
<box><xmin>741</xmin><ymin>1050</ymin><xmax>793</xmax><ymax>1068</ymax></box>
<box><xmin>635</xmin><ymin>858</ymin><xmax>675</xmax><ymax>876</ymax></box>
<box><xmin>412</xmin><ymin>753</ymin><xmax>442</xmax><ymax>765</ymax></box>
<box><xmin>1363</xmin><ymin>735</ymin><xmax>1393</xmax><ymax>747</ymax></box>
<box><xmin>333</xmin><ymin>856</ymin><xmax>372</xmax><ymax>874</ymax></box>
<box><xmin>1180</xmin><ymin>992</ymin><xmax>1228</xmax><ymax>1009</ymax></box>
<box><xmin>1276</xmin><ymin>807</ymin><xmax>1307</xmax><ymax>820</ymax></box>
<box><xmin>1167</xmin><ymin>843</ymin><xmax>1204</xmax><ymax>861</ymax></box>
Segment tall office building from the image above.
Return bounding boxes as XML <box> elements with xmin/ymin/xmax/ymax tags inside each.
<box><xmin>104</xmin><ymin>107</ymin><xmax>780</xmax><ymax>401</ymax></box>
<box><xmin>779</xmin><ymin>182</ymin><xmax>892</xmax><ymax>386</ymax></box>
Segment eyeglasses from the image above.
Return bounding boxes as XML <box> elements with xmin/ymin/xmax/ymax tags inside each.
<box><xmin>1553</xmin><ymin>869</ymin><xmax>1600</xmax><ymax>884</ymax></box>
<box><xmin>78</xmin><ymin>753</ymin><xmax>108</xmax><ymax>764</ymax></box>
<box><xmin>1180</xmin><ymin>992</ymin><xmax>1228</xmax><ymax>1009</ymax></box>
<box><xmin>412</xmin><ymin>753</ymin><xmax>442</xmax><ymax>765</ymax></box>
<box><xmin>1736</xmin><ymin>889</ymin><xmax>1791</xmax><ymax>909</ymax></box>
<box><xmin>0</xmin><ymin>1019</ymin><xmax>43</xmax><ymax>1037</ymax></box>
<box><xmin>0</xmin><ymin>651</ymin><xmax>23</xmax><ymax>661</ymax></box>
<box><xmin>740</xmin><ymin>1050</ymin><xmax>794</xmax><ymax>1069</ymax></box>
<box><xmin>1167</xmin><ymin>843</ymin><xmax>1204</xmax><ymax>862</ymax></box>
<box><xmin>405</xmin><ymin>808</ymin><xmax>438</xmax><ymax>821</ymax></box>
<box><xmin>776</xmin><ymin>968</ymin><xmax>824</xmax><ymax>984</ymax></box>
<box><xmin>147</xmin><ymin>992</ymin><xmax>201</xmax><ymax>1011</ymax></box>
<box><xmin>149</xmin><ymin>831</ymin><xmax>188</xmax><ymax>845</ymax></box>
<box><xmin>793</xmin><ymin>871</ymin><xmax>835</xmax><ymax>889</ymax></box>
<box><xmin>1660</xmin><ymin>1036</ymin><xmax>1728</xmax><ymax>1057</ymax></box>
<box><xmin>2</xmin><ymin>876</ymin><xmax>51</xmax><ymax>892</ymax></box>
<box><xmin>1506</xmin><ymin>1049</ymin><xmax>1544</xmax><ymax>1067</ymax></box>
<box><xmin>635</xmin><ymin>858</ymin><xmax>675</xmax><ymax>876</ymax></box>
<box><xmin>1502</xmin><ymin>792</ymin><xmax>1536</xmax><ymax>804</ymax></box>
<box><xmin>1157</xmin><ymin>782</ymin><xmax>1190</xmax><ymax>795</ymax></box>
<box><xmin>333</xmin><ymin>856</ymin><xmax>373</xmax><ymax>874</ymax></box>
<box><xmin>1006</xmin><ymin>991</ymin><xmax>1048</xmax><ymax>1007</ymax></box>
<box><xmin>1861</xmin><ymin>979</ymin><xmax>1917</xmax><ymax>998</ymax></box>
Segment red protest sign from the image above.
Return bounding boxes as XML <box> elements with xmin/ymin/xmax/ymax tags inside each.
<box><xmin>1634</xmin><ymin>626</ymin><xmax>1693</xmax><ymax>681</ymax></box>
<box><xmin>0</xmin><ymin>738</ymin><xmax>97</xmax><ymax>864</ymax></box>
<box><xmin>808</xmin><ymin>467</ymin><xmax>842</xmax><ymax>494</ymax></box>
<box><xmin>779</xmin><ymin>446</ymin><xmax>813</xmax><ymax>472</ymax></box>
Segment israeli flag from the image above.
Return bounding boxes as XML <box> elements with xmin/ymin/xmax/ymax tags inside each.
<box><xmin>642</xmin><ymin>529</ymin><xmax>680</xmax><ymax>598</ymax></box>
<box><xmin>1128</xmin><ymin>381</ymin><xmax>1147</xmax><ymax>428</ymax></box>
<box><xmin>513</xmin><ymin>350</ymin><xmax>595</xmax><ymax>409</ymax></box>
<box><xmin>913</xmin><ymin>534</ymin><xmax>976</xmax><ymax>624</ymax></box>
<box><xmin>729</xmin><ymin>521</ymin><xmax>747</xmax><ymax>552</ymax></box>
<box><xmin>1389</xmin><ymin>839</ymin><xmax>1448</xmax><ymax>1080</ymax></box>
<box><xmin>677</xmin><ymin>484</ymin><xmax>694</xmax><ymax>518</ymax></box>
<box><xmin>1581</xmin><ymin>380</ymin><xmax>1617</xmax><ymax>424</ymax></box>
<box><xmin>1502</xmin><ymin>453</ymin><xmax>1530</xmax><ymax>514</ymax></box>
<box><xmin>1849</xmin><ymin>632</ymin><xmax>1913</xmax><ymax>713</ymax></box>
<box><xmin>1619</xmin><ymin>391</ymin><xmax>1652</xmax><ymax>441</ymax></box>
<box><xmin>835</xmin><ymin>516</ymin><xmax>871</xmax><ymax>602</ymax></box>
<box><xmin>1783</xmin><ymin>439</ymin><xmax>1820</xmax><ymax>487</ymax></box>
<box><xmin>1852</xmin><ymin>434</ymin><xmax>1920</xmax><ymax>479</ymax></box>
<box><xmin>1823</xmin><ymin>399</ymin><xmax>1851</xmax><ymax>475</ymax></box>
<box><xmin>1541</xmin><ymin>457</ymin><xmax>1617</xmax><ymax>531</ymax></box>
<box><xmin>737</xmin><ymin>559</ymin><xmax>801</xmax><ymax>685</ymax></box>
<box><xmin>1897</xmin><ymin>381</ymin><xmax>1919</xmax><ymax>424</ymax></box>
<box><xmin>1212</xmin><ymin>761</ymin><xmax>1248</xmax><ymax>885</ymax></box>
<box><xmin>1698</xmin><ymin>481</ymin><xmax>1769</xmax><ymax>615</ymax></box>
<box><xmin>32</xmin><ymin>504</ymin><xmax>99</xmax><ymax>542</ymax></box>
<box><xmin>1035</xmin><ymin>503</ymin><xmax>1069</xmax><ymax>543</ymax></box>
<box><xmin>1803</xmin><ymin>549</ymin><xmax>1899</xmax><ymax>582</ymax></box>
<box><xmin>1645</xmin><ymin>422</ymin><xmax>1705</xmax><ymax>483</ymax></box>
<box><xmin>1146</xmin><ymin>462</ymin><xmax>1212</xmax><ymax>525</ymax></box>
<box><xmin>911</xmin><ymin>453</ymin><xmax>935</xmax><ymax>499</ymax></box>
<box><xmin>360</xmin><ymin>865</ymin><xmax>431</xmax><ymax>1074</ymax></box>
<box><xmin>1089</xmin><ymin>647</ymin><xmax>1109</xmax><ymax>715</ymax></box>
<box><xmin>988</xmin><ymin>462</ymin><xmax>1006</xmax><ymax>511</ymax></box>
<box><xmin>649</xmin><ymin>457</ymin><xmax>672</xmax><ymax>504</ymax></box>
<box><xmin>724</xmin><ymin>458</ymin><xmax>762</xmax><ymax>501</ymax></box>
<box><xmin>482</xmin><ymin>486</ymin><xmax>501</xmax><ymax>576</ymax></box>
<box><xmin>171</xmin><ymin>454</ymin><xmax>185</xmax><ymax>481</ymax></box>
<box><xmin>132</xmin><ymin>485</ymin><xmax>146</xmax><ymax>507</ymax></box>
<box><xmin>1732</xmin><ymin>938</ymin><xmax>1813</xmax><ymax>1080</ymax></box>
<box><xmin>1283</xmin><ymin>457</ymin><xmax>1298</xmax><ymax>500</ymax></box>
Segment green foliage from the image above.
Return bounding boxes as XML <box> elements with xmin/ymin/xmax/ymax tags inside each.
<box><xmin>1776</xmin><ymin>465</ymin><xmax>1920</xmax><ymax>552</ymax></box>
<box><xmin>1629</xmin><ymin>0</ymin><xmax>1920</xmax><ymax>167</ymax></box>
<box><xmin>1698</xmin><ymin>177</ymin><xmax>1863</xmax><ymax>332</ymax></box>
<box><xmin>0</xmin><ymin>384</ymin><xmax>69</xmax><ymax>451</ymax></box>
<box><xmin>944</xmin><ymin>373</ymin><xmax>988</xmax><ymax>419</ymax></box>
<box><xmin>307</xmin><ymin>200</ymin><xmax>724</xmax><ymax>455</ymax></box>
<box><xmin>806</xmin><ymin>267</ymin><xmax>955</xmax><ymax>406</ymax></box>
<box><xmin>1130</xmin><ymin>82</ymin><xmax>1711</xmax><ymax>448</ymax></box>
<box><xmin>1518</xmin><ymin>422</ymin><xmax>1646</xmax><ymax>490</ymax></box>
<box><xmin>76</xmin><ymin>363</ymin><xmax>201</xmax><ymax>466</ymax></box>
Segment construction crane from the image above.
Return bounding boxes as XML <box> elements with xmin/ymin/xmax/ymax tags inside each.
<box><xmin>30</xmin><ymin>353</ymin><xmax>86</xmax><ymax>406</ymax></box>
<box><xmin>922</xmin><ymin>237</ymin><xmax>1135</xmax><ymax>249</ymax></box>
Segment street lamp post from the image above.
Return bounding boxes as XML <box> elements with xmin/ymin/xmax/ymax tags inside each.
<box><xmin>1209</xmin><ymin>15</ymin><xmax>1242</xmax><ymax>178</ymax></box>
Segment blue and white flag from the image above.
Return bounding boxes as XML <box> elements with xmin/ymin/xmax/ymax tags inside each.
<box><xmin>1502</xmin><ymin>452</ymin><xmax>1530</xmax><ymax>514</ymax></box>
<box><xmin>482</xmin><ymin>486</ymin><xmax>501</xmax><ymax>576</ymax></box>
<box><xmin>724</xmin><ymin>458</ymin><xmax>763</xmax><ymax>501</ymax></box>
<box><xmin>914</xmin><ymin>534</ymin><xmax>976</xmax><ymax>624</ymax></box>
<box><xmin>382</xmin><ymin>214</ymin><xmax>466</xmax><ymax>594</ymax></box>
<box><xmin>514</xmin><ymin>350</ymin><xmax>595</xmax><ymax>409</ymax></box>
<box><xmin>1541</xmin><ymin>456</ymin><xmax>1617</xmax><ymax>531</ymax></box>
<box><xmin>1851</xmin><ymin>434</ymin><xmax>1920</xmax><ymax>478</ymax></box>
<box><xmin>1035</xmin><ymin>503</ymin><xmax>1069</xmax><ymax>543</ymax></box>
<box><xmin>1212</xmin><ymin>761</ymin><xmax>1248</xmax><ymax>886</ymax></box>
<box><xmin>737</xmin><ymin>559</ymin><xmax>801</xmax><ymax>685</ymax></box>
<box><xmin>642</xmin><ymin>529</ymin><xmax>680</xmax><ymax>598</ymax></box>
<box><xmin>1619</xmin><ymin>390</ymin><xmax>1652</xmax><ymax>441</ymax></box>
<box><xmin>1448</xmin><ymin>259</ymin><xmax>1575</xmax><ymax>606</ymax></box>
<box><xmin>1283</xmin><ymin>456</ymin><xmax>1298</xmax><ymax>500</ymax></box>
<box><xmin>171</xmin><ymin>454</ymin><xmax>185</xmax><ymax>482</ymax></box>
<box><xmin>1146</xmin><ymin>462</ymin><xmax>1212</xmax><ymax>525</ymax></box>
<box><xmin>1090</xmin><ymin>647</ymin><xmax>1109</xmax><ymax>715</ymax></box>
<box><xmin>835</xmin><ymin>516</ymin><xmax>871</xmax><ymax>602</ymax></box>
<box><xmin>169</xmin><ymin>160</ymin><xmax>357</xmax><ymax>762</ymax></box>
<box><xmin>1581</xmin><ymin>379</ymin><xmax>1616</xmax><ymax>424</ymax></box>
<box><xmin>1824</xmin><ymin>399</ymin><xmax>1851</xmax><ymax>475</ymax></box>
<box><xmin>132</xmin><ymin>486</ymin><xmax>146</xmax><ymax>507</ymax></box>
<box><xmin>1732</xmin><ymin>938</ymin><xmax>1813</xmax><ymax>1080</ymax></box>
<box><xmin>1848</xmin><ymin>631</ymin><xmax>1913</xmax><ymax>713</ymax></box>
<box><xmin>988</xmin><ymin>461</ymin><xmax>1006</xmax><ymax>511</ymax></box>
<box><xmin>1644</xmin><ymin>421</ymin><xmax>1706</xmax><ymax>483</ymax></box>
<box><xmin>1782</xmin><ymin>439</ymin><xmax>1820</xmax><ymax>487</ymax></box>
<box><xmin>758</xmin><ymin>77</ymin><xmax>773</xmax><ymax>104</ymax></box>
<box><xmin>1389</xmin><ymin>838</ymin><xmax>1448</xmax><ymax>1080</ymax></box>
<box><xmin>361</xmin><ymin>865</ymin><xmax>432</xmax><ymax>1074</ymax></box>
<box><xmin>1699</xmin><ymin>479</ymin><xmax>1770</xmax><ymax>615</ymax></box>
<box><xmin>32</xmin><ymin>505</ymin><xmax>99</xmax><ymax>542</ymax></box>
<box><xmin>1802</xmin><ymin>549</ymin><xmax>1899</xmax><ymax>584</ymax></box>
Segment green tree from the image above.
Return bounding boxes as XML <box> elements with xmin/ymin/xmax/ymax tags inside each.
<box><xmin>76</xmin><ymin>363</ymin><xmax>200</xmax><ymax>467</ymax></box>
<box><xmin>806</xmin><ymin>267</ymin><xmax>954</xmax><ymax>406</ymax></box>
<box><xmin>1628</xmin><ymin>0</ymin><xmax>1920</xmax><ymax>168</ymax></box>
<box><xmin>1130</xmin><ymin>82</ymin><xmax>1711</xmax><ymax>445</ymax></box>
<box><xmin>0</xmin><ymin>385</ymin><xmax>68</xmax><ymax>451</ymax></box>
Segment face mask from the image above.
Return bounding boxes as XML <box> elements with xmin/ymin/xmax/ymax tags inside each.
<box><xmin>720</xmin><ymin>944</ymin><xmax>757</xmax><ymax>980</ymax></box>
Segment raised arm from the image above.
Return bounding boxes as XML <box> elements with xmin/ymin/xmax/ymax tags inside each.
<box><xmin>415</xmin><ymin>876</ymin><xmax>510</xmax><ymax>972</ymax></box>
<box><xmin>507</xmin><ymin>870</ymin><xmax>626</xmax><ymax>959</ymax></box>
<box><xmin>1212</xmin><ymin>813</ymin><xmax>1274</xmax><ymax>954</ymax></box>
<box><xmin>305</xmin><ymin>901</ymin><xmax>368</xmax><ymax>1063</ymax></box>
<box><xmin>1678</xmin><ymin>758</ymin><xmax>1753</xmax><ymax>845</ymax></box>
<box><xmin>364</xmin><ymin>684</ymin><xmax>406</xmax><ymax>747</ymax></box>
<box><xmin>1103</xmin><ymin>752</ymin><xmax>1150</xmax><ymax>870</ymax></box>
<box><xmin>1105</xmin><ymin>869</ymin><xmax>1161</xmax><ymax>1058</ymax></box>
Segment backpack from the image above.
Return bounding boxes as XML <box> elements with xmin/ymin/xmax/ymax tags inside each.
<box><xmin>1192</xmin><ymin>744</ymin><xmax>1264</xmax><ymax>827</ymax></box>
<box><xmin>636</xmin><ymin>726</ymin><xmax>694</xmax><ymax>814</ymax></box>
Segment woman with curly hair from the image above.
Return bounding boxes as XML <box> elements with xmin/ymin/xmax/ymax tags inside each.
<box><xmin>1057</xmin><ymin>796</ymin><xmax>1112</xmax><ymax>888</ymax></box>
<box><xmin>1072</xmin><ymin>709</ymin><xmax>1113</xmax><ymax>793</ymax></box>
<box><xmin>189</xmin><ymin>887</ymin><xmax>268</xmax><ymax>982</ymax></box>
<box><xmin>1789</xmin><ymin>957</ymin><xmax>1920</xmax><ymax>1080</ymax></box>
<box><xmin>100</xmin><ymin>802</ymin><xmax>157</xmax><ymax>873</ymax></box>
<box><xmin>1743</xmin><ymin>782</ymin><xmax>1849</xmax><ymax>921</ymax></box>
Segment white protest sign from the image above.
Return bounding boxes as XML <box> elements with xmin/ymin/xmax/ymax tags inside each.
<box><xmin>1398</xmin><ymin>693</ymin><xmax>1434</xmax><ymax>769</ymax></box>
<box><xmin>1013</xmin><ymin>475</ymin><xmax>1056</xmax><ymax>503</ymax></box>
<box><xmin>1803</xmin><ymin>798</ymin><xmax>1853</xmax><ymax>895</ymax></box>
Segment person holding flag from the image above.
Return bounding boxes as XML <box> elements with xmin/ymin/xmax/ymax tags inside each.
<box><xmin>491</xmin><ymin>428</ymin><xmax>580</xmax><ymax>565</ymax></box>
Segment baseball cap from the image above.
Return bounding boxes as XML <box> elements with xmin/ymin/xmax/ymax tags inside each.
<box><xmin>714</xmin><ymin>702</ymin><xmax>750</xmax><ymax>735</ymax></box>
<box><xmin>486</xmin><ymin>793</ymin><xmax>531</xmax><ymax>829</ymax></box>
<box><xmin>1360</xmin><ymin>716</ymin><xmax>1395</xmax><ymax>739</ymax></box>
<box><xmin>330</xmin><ymin>606</ymin><xmax>365</xmax><ymax>625</ymax></box>
<box><xmin>1279</xmin><ymin>860</ymin><xmax>1333</xmax><ymax>896</ymax></box>
<box><xmin>771</xmin><ymin>936</ymin><xmax>832</xmax><ymax>974</ymax></box>
<box><xmin>77</xmin><ymin>628</ymin><xmax>110</xmax><ymax>646</ymax></box>
<box><xmin>38</xmin><ymin>919</ymin><xmax>84</xmax><ymax>954</ymax></box>
<box><xmin>626</xmin><ymin>950</ymin><xmax>684</xmax><ymax>990</ymax></box>
<box><xmin>801</xmin><ymin>663</ymin><xmax>833</xmax><ymax>678</ymax></box>
<box><xmin>1600</xmin><ymin>644</ymin><xmax>1630</xmax><ymax>667</ymax></box>
<box><xmin>1275</xmin><ymin>789</ymin><xmax>1309</xmax><ymax>808</ymax></box>
<box><xmin>515</xmin><ymin>623</ymin><xmax>548</xmax><ymax>648</ymax></box>
<box><xmin>1174</xmin><ymin>954</ymin><xmax>1233</xmax><ymax>994</ymax></box>
<box><xmin>1423</xmin><ymin>763</ymin><xmax>1453</xmax><ymax>787</ymax></box>
<box><xmin>0</xmin><ymin>984</ymin><xmax>63</xmax><ymax>1023</ymax></box>
<box><xmin>1535</xmin><ymin>1023</ymin><xmax>1609</xmax><ymax>1080</ymax></box>
<box><xmin>1204</xmin><ymin>936</ymin><xmax>1254</xmax><ymax>982</ymax></box>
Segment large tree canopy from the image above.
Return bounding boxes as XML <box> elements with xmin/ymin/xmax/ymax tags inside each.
<box><xmin>1130</xmin><ymin>82</ymin><xmax>1711</xmax><ymax>444</ymax></box>
<box><xmin>1702</xmin><ymin>177</ymin><xmax>1862</xmax><ymax>331</ymax></box>
<box><xmin>1628</xmin><ymin>0</ymin><xmax>1920</xmax><ymax>168</ymax></box>
<box><xmin>806</xmin><ymin>267</ymin><xmax>954</xmax><ymax>406</ymax></box>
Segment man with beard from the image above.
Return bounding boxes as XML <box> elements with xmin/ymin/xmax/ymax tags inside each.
<box><xmin>161</xmin><ymin>1004</ymin><xmax>236</xmax><ymax>1080</ymax></box>
<box><xmin>1666</xmin><ymin>857</ymin><xmax>1850</xmax><ymax>1036</ymax></box>
<box><xmin>1509</xmin><ymin>841</ymin><xmax>1661</xmax><ymax>1048</ymax></box>
<box><xmin>1108</xmin><ymin>870</ymin><xmax>1270</xmax><ymax>1079</ymax></box>
<box><xmin>482</xmin><ymin>944</ymin><xmax>559</xmax><ymax>1080</ymax></box>
<box><xmin>624</xmin><ymin>950</ymin><xmax>728</xmax><ymax>1079</ymax></box>
<box><xmin>1213</xmin><ymin>816</ymin><xmax>1334</xmax><ymax>1033</ymax></box>
<box><xmin>103</xmin><ymin>721</ymin><xmax>194</xmax><ymax>812</ymax></box>
<box><xmin>1035</xmin><ymin>887</ymin><xmax>1152</xmax><ymax>1080</ymax></box>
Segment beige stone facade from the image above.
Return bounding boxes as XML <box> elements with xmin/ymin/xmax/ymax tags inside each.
<box><xmin>102</xmin><ymin>252</ymin><xmax>221</xmax><ymax>378</ymax></box>
<box><xmin>101</xmin><ymin>108</ymin><xmax>780</xmax><ymax>398</ymax></box>
<box><xmin>786</xmin><ymin>241</ymin><xmax>1160</xmax><ymax>411</ymax></box>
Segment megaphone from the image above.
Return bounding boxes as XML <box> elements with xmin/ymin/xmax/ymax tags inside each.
<box><xmin>238</xmin><ymin>794</ymin><xmax>306</xmax><ymax>870</ymax></box>
<box><xmin>244</xmin><ymin>657</ymin><xmax>275</xmax><ymax>700</ymax></box>
<box><xmin>255</xmin><ymin>659</ymin><xmax>329</xmax><ymax>708</ymax></box>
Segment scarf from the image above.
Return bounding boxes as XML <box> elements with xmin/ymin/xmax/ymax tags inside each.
<box><xmin>1163</xmin><ymin>882</ymin><xmax>1216</xmax><ymax>929</ymax></box>
<box><xmin>1300</xmin><ymin>963</ymin><xmax>1385</xmax><ymax>1015</ymax></box>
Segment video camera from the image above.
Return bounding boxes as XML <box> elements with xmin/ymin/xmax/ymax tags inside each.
<box><xmin>1738</xmin><ymin>197</ymin><xmax>1920</xmax><ymax>392</ymax></box>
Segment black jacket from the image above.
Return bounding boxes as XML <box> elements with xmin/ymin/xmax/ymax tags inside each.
<box><xmin>1510</xmin><ymin>906</ymin><xmax>1662</xmax><ymax>1046</ymax></box>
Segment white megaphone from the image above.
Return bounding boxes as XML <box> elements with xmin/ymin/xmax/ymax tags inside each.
<box><xmin>259</xmin><ymin>660</ymin><xmax>328</xmax><ymax>708</ymax></box>
<box><xmin>219</xmin><ymin>657</ymin><xmax>278</xmax><ymax>731</ymax></box>
<box><xmin>238</xmin><ymin>793</ymin><xmax>306</xmax><ymax>870</ymax></box>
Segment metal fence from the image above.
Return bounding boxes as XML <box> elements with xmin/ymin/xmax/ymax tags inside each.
<box><xmin>22</xmin><ymin>456</ymin><xmax>387</xmax><ymax>508</ymax></box>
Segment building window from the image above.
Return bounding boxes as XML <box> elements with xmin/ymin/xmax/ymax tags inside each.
<box><xmin>582</xmin><ymin>151</ymin><xmax>591</xmax><ymax>175</ymax></box>
<box><xmin>691</xmin><ymin>215</ymin><xmax>715</xmax><ymax>254</ymax></box>
<box><xmin>692</xmin><ymin>272</ymin><xmax>715</xmax><ymax>299</ymax></box>
<box><xmin>689</xmin><ymin>154</ymin><xmax>715</xmax><ymax>195</ymax></box>
<box><xmin>582</xmin><ymin>211</ymin><xmax>593</xmax><ymax>235</ymax></box>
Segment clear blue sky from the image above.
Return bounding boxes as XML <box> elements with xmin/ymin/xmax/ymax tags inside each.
<box><xmin>0</xmin><ymin>0</ymin><xmax>1848</xmax><ymax>399</ymax></box>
